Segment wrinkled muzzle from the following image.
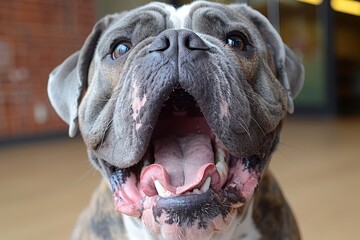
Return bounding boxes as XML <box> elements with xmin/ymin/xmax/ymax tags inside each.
<box><xmin>78</xmin><ymin>29</ymin><xmax>282</xmax><ymax>239</ymax></box>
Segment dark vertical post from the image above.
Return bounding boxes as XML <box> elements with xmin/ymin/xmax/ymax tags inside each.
<box><xmin>320</xmin><ymin>0</ymin><xmax>337</xmax><ymax>116</ymax></box>
<box><xmin>267</xmin><ymin>0</ymin><xmax>280</xmax><ymax>32</ymax></box>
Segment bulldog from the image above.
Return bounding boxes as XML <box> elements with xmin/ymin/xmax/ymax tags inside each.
<box><xmin>48</xmin><ymin>1</ymin><xmax>304</xmax><ymax>240</ymax></box>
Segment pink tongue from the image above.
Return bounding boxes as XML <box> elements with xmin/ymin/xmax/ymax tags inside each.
<box><xmin>153</xmin><ymin>134</ymin><xmax>214</xmax><ymax>187</ymax></box>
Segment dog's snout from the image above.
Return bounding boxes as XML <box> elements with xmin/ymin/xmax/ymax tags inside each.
<box><xmin>148</xmin><ymin>29</ymin><xmax>209</xmax><ymax>53</ymax></box>
<box><xmin>181</xmin><ymin>30</ymin><xmax>209</xmax><ymax>51</ymax></box>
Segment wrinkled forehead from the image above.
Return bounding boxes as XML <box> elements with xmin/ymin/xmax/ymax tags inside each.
<box><xmin>167</xmin><ymin>1</ymin><xmax>247</xmax><ymax>29</ymax></box>
<box><xmin>166</xmin><ymin>2</ymin><xmax>197</xmax><ymax>29</ymax></box>
<box><xmin>95</xmin><ymin>1</ymin><xmax>259</xmax><ymax>58</ymax></box>
<box><xmin>105</xmin><ymin>1</ymin><xmax>251</xmax><ymax>34</ymax></box>
<box><xmin>164</xmin><ymin>1</ymin><xmax>253</xmax><ymax>29</ymax></box>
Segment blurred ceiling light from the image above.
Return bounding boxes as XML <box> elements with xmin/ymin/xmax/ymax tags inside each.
<box><xmin>298</xmin><ymin>0</ymin><xmax>360</xmax><ymax>16</ymax></box>
<box><xmin>331</xmin><ymin>0</ymin><xmax>360</xmax><ymax>16</ymax></box>
<box><xmin>297</xmin><ymin>0</ymin><xmax>323</xmax><ymax>5</ymax></box>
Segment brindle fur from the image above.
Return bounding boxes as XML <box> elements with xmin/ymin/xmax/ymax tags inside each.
<box><xmin>47</xmin><ymin>2</ymin><xmax>304</xmax><ymax>239</ymax></box>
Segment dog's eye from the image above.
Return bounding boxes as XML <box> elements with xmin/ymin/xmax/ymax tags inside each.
<box><xmin>112</xmin><ymin>41</ymin><xmax>132</xmax><ymax>59</ymax></box>
<box><xmin>226</xmin><ymin>33</ymin><xmax>247</xmax><ymax>51</ymax></box>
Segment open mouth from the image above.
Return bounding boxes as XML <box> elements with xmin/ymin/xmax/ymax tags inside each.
<box><xmin>103</xmin><ymin>85</ymin><xmax>269</xmax><ymax>228</ymax></box>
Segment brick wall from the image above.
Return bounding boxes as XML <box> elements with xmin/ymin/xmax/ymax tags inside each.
<box><xmin>0</xmin><ymin>0</ymin><xmax>95</xmax><ymax>142</ymax></box>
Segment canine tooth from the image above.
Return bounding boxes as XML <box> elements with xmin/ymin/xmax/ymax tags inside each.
<box><xmin>216</xmin><ymin>160</ymin><xmax>229</xmax><ymax>180</ymax></box>
<box><xmin>154</xmin><ymin>180</ymin><xmax>170</xmax><ymax>198</ymax></box>
<box><xmin>215</xmin><ymin>147</ymin><xmax>226</xmax><ymax>163</ymax></box>
<box><xmin>200</xmin><ymin>177</ymin><xmax>211</xmax><ymax>193</ymax></box>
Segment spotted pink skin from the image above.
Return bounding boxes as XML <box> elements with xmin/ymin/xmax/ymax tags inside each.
<box><xmin>111</xmin><ymin>157</ymin><xmax>262</xmax><ymax>239</ymax></box>
<box><xmin>132</xmin><ymin>83</ymin><xmax>147</xmax><ymax>131</ymax></box>
<box><xmin>141</xmin><ymin>208</ymin><xmax>236</xmax><ymax>239</ymax></box>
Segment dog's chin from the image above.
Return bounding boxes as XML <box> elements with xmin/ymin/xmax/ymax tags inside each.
<box><xmin>99</xmin><ymin>87</ymin><xmax>271</xmax><ymax>239</ymax></box>
<box><xmin>142</xmin><ymin>202</ymin><xmax>238</xmax><ymax>240</ymax></box>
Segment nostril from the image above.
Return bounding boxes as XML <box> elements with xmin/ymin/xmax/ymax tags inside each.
<box><xmin>184</xmin><ymin>37</ymin><xmax>190</xmax><ymax>49</ymax></box>
<box><xmin>160</xmin><ymin>37</ymin><xmax>171</xmax><ymax>51</ymax></box>
<box><xmin>148</xmin><ymin>29</ymin><xmax>209</xmax><ymax>54</ymax></box>
<box><xmin>148</xmin><ymin>35</ymin><xmax>171</xmax><ymax>53</ymax></box>
<box><xmin>182</xmin><ymin>33</ymin><xmax>209</xmax><ymax>51</ymax></box>
<box><xmin>164</xmin><ymin>38</ymin><xmax>170</xmax><ymax>50</ymax></box>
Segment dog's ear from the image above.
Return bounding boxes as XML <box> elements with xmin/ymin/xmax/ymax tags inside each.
<box><xmin>230</xmin><ymin>4</ymin><xmax>304</xmax><ymax>113</ymax></box>
<box><xmin>47</xmin><ymin>14</ymin><xmax>118</xmax><ymax>137</ymax></box>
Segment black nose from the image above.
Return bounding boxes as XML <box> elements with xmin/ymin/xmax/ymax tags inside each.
<box><xmin>148</xmin><ymin>29</ymin><xmax>209</xmax><ymax>53</ymax></box>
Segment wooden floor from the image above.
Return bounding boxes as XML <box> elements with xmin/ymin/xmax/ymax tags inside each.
<box><xmin>0</xmin><ymin>118</ymin><xmax>359</xmax><ymax>240</ymax></box>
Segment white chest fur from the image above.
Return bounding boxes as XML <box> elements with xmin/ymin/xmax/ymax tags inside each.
<box><xmin>207</xmin><ymin>199</ymin><xmax>261</xmax><ymax>240</ymax></box>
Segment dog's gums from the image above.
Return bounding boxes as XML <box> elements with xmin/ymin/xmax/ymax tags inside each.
<box><xmin>105</xmin><ymin>87</ymin><xmax>270</xmax><ymax>232</ymax></box>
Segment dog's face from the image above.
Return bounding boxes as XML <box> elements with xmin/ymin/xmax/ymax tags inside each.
<box><xmin>48</xmin><ymin>1</ymin><xmax>303</xmax><ymax>239</ymax></box>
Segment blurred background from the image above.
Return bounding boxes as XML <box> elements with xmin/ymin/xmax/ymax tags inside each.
<box><xmin>0</xmin><ymin>0</ymin><xmax>359</xmax><ymax>239</ymax></box>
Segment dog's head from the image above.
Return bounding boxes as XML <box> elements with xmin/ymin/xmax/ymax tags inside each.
<box><xmin>48</xmin><ymin>1</ymin><xmax>303</xmax><ymax>239</ymax></box>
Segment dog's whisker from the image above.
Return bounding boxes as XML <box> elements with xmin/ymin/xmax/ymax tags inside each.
<box><xmin>111</xmin><ymin>137</ymin><xmax>122</xmax><ymax>163</ymax></box>
<box><xmin>73</xmin><ymin>165</ymin><xmax>98</xmax><ymax>185</ymax></box>
<box><xmin>236</xmin><ymin>119</ymin><xmax>252</xmax><ymax>140</ymax></box>
<box><xmin>249</xmin><ymin>114</ymin><xmax>266</xmax><ymax>137</ymax></box>
<box><xmin>95</xmin><ymin>123</ymin><xmax>113</xmax><ymax>153</ymax></box>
